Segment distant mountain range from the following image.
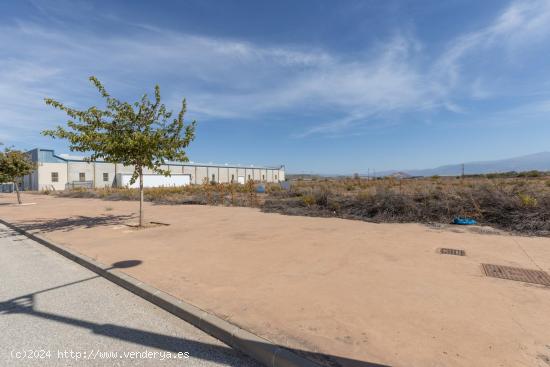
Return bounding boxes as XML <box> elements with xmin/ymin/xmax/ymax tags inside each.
<box><xmin>376</xmin><ymin>152</ymin><xmax>550</xmax><ymax>177</ymax></box>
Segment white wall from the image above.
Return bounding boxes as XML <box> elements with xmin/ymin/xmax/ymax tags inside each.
<box><xmin>67</xmin><ymin>162</ymin><xmax>94</xmax><ymax>183</ymax></box>
<box><xmin>29</xmin><ymin>159</ymin><xmax>284</xmax><ymax>190</ymax></box>
<box><xmin>183</xmin><ymin>166</ymin><xmax>195</xmax><ymax>183</ymax></box>
<box><xmin>116</xmin><ymin>173</ymin><xmax>191</xmax><ymax>188</ymax></box>
<box><xmin>219</xmin><ymin>167</ymin><xmax>229</xmax><ymax>183</ymax></box>
<box><xmin>278</xmin><ymin>168</ymin><xmax>285</xmax><ymax>182</ymax></box>
<box><xmin>93</xmin><ymin>162</ymin><xmax>116</xmax><ymax>188</ymax></box>
<box><xmin>195</xmin><ymin>166</ymin><xmax>208</xmax><ymax>184</ymax></box>
<box><xmin>38</xmin><ymin>163</ymin><xmax>68</xmax><ymax>191</ymax></box>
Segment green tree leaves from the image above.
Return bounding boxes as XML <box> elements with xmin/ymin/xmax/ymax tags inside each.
<box><xmin>0</xmin><ymin>148</ymin><xmax>36</xmax><ymax>204</ymax></box>
<box><xmin>44</xmin><ymin>76</ymin><xmax>196</xmax><ymax>226</ymax></box>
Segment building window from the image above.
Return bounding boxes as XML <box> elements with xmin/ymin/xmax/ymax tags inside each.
<box><xmin>231</xmin><ymin>174</ymin><xmax>234</xmax><ymax>183</ymax></box>
<box><xmin>79</xmin><ymin>172</ymin><xmax>85</xmax><ymax>181</ymax></box>
<box><xmin>51</xmin><ymin>172</ymin><xmax>59</xmax><ymax>182</ymax></box>
<box><xmin>103</xmin><ymin>173</ymin><xmax>109</xmax><ymax>182</ymax></box>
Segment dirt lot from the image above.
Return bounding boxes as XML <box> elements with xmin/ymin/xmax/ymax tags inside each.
<box><xmin>2</xmin><ymin>193</ymin><xmax>550</xmax><ymax>367</ymax></box>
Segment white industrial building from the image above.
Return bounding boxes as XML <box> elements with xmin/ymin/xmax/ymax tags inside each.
<box><xmin>22</xmin><ymin>148</ymin><xmax>285</xmax><ymax>191</ymax></box>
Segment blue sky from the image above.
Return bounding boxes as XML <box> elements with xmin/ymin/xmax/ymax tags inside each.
<box><xmin>1</xmin><ymin>0</ymin><xmax>550</xmax><ymax>174</ymax></box>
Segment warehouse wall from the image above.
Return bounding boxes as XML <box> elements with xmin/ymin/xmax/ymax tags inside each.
<box><xmin>94</xmin><ymin>162</ymin><xmax>116</xmax><ymax>188</ymax></box>
<box><xmin>237</xmin><ymin>168</ymin><xmax>246</xmax><ymax>182</ymax></box>
<box><xmin>253</xmin><ymin>169</ymin><xmax>260</xmax><ymax>181</ymax></box>
<box><xmin>278</xmin><ymin>169</ymin><xmax>285</xmax><ymax>181</ymax></box>
<box><xmin>67</xmin><ymin>162</ymin><xmax>94</xmax><ymax>183</ymax></box>
<box><xmin>195</xmin><ymin>166</ymin><xmax>208</xmax><ymax>184</ymax></box>
<box><xmin>25</xmin><ymin>152</ymin><xmax>283</xmax><ymax>190</ymax></box>
<box><xmin>22</xmin><ymin>169</ymin><xmax>39</xmax><ymax>191</ymax></box>
<box><xmin>206</xmin><ymin>167</ymin><xmax>216</xmax><ymax>183</ymax></box>
<box><xmin>227</xmin><ymin>168</ymin><xmax>238</xmax><ymax>183</ymax></box>
<box><xmin>168</xmin><ymin>164</ymin><xmax>184</xmax><ymax>174</ymax></box>
<box><xmin>37</xmin><ymin>163</ymin><xmax>68</xmax><ymax>191</ymax></box>
<box><xmin>182</xmin><ymin>166</ymin><xmax>195</xmax><ymax>183</ymax></box>
<box><xmin>219</xmin><ymin>167</ymin><xmax>229</xmax><ymax>183</ymax></box>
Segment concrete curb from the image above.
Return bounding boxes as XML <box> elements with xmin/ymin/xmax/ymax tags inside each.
<box><xmin>0</xmin><ymin>218</ymin><xmax>320</xmax><ymax>367</ymax></box>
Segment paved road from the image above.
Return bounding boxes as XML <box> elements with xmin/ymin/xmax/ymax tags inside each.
<box><xmin>0</xmin><ymin>223</ymin><xmax>261</xmax><ymax>367</ymax></box>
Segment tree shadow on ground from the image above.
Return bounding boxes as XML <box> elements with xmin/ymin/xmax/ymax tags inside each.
<box><xmin>0</xmin><ymin>294</ymin><xmax>259</xmax><ymax>366</ymax></box>
<box><xmin>14</xmin><ymin>214</ymin><xmax>135</xmax><ymax>233</ymax></box>
<box><xmin>0</xmin><ymin>231</ymin><xmax>25</xmax><ymax>240</ymax></box>
<box><xmin>0</xmin><ymin>273</ymin><xmax>390</xmax><ymax>367</ymax></box>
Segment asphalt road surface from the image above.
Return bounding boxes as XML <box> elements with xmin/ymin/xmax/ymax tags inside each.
<box><xmin>0</xmin><ymin>223</ymin><xmax>261</xmax><ymax>367</ymax></box>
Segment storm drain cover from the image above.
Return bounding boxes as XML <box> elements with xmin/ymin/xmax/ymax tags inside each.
<box><xmin>439</xmin><ymin>248</ymin><xmax>466</xmax><ymax>256</ymax></box>
<box><xmin>482</xmin><ymin>264</ymin><xmax>550</xmax><ymax>286</ymax></box>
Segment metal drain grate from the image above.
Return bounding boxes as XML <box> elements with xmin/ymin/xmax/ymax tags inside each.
<box><xmin>439</xmin><ymin>248</ymin><xmax>466</xmax><ymax>256</ymax></box>
<box><xmin>482</xmin><ymin>264</ymin><xmax>550</xmax><ymax>286</ymax></box>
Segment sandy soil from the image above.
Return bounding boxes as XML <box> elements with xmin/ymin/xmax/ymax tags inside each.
<box><xmin>1</xmin><ymin>192</ymin><xmax>550</xmax><ymax>367</ymax></box>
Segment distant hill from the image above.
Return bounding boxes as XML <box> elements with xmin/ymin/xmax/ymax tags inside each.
<box><xmin>377</xmin><ymin>152</ymin><xmax>550</xmax><ymax>177</ymax></box>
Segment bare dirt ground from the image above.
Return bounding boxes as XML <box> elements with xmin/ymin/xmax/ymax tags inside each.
<box><xmin>1</xmin><ymin>192</ymin><xmax>550</xmax><ymax>367</ymax></box>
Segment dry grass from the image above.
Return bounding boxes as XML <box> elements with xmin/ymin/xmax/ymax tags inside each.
<box><xmin>51</xmin><ymin>176</ymin><xmax>550</xmax><ymax>236</ymax></box>
<box><xmin>55</xmin><ymin>181</ymin><xmax>267</xmax><ymax>207</ymax></box>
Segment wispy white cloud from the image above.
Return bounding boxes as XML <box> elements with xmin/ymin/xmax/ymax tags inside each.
<box><xmin>434</xmin><ymin>0</ymin><xmax>550</xmax><ymax>94</ymax></box>
<box><xmin>0</xmin><ymin>20</ymin><xmax>434</xmax><ymax>138</ymax></box>
<box><xmin>1</xmin><ymin>0</ymin><xmax>550</xmax><ymax>144</ymax></box>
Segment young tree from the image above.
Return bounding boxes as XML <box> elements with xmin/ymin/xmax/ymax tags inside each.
<box><xmin>43</xmin><ymin>77</ymin><xmax>196</xmax><ymax>227</ymax></box>
<box><xmin>0</xmin><ymin>148</ymin><xmax>36</xmax><ymax>204</ymax></box>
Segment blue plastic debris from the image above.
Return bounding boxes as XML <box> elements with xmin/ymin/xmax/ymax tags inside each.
<box><xmin>453</xmin><ymin>217</ymin><xmax>477</xmax><ymax>225</ymax></box>
<box><xmin>256</xmin><ymin>184</ymin><xmax>266</xmax><ymax>193</ymax></box>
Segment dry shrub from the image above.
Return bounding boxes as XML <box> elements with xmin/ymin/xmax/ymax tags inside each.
<box><xmin>301</xmin><ymin>194</ymin><xmax>315</xmax><ymax>206</ymax></box>
<box><xmin>50</xmin><ymin>176</ymin><xmax>550</xmax><ymax>236</ymax></box>
<box><xmin>263</xmin><ymin>178</ymin><xmax>550</xmax><ymax>236</ymax></box>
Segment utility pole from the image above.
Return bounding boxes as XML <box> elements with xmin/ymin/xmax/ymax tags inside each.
<box><xmin>461</xmin><ymin>163</ymin><xmax>465</xmax><ymax>179</ymax></box>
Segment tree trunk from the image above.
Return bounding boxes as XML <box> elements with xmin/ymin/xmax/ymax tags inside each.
<box><xmin>139</xmin><ymin>169</ymin><xmax>144</xmax><ymax>227</ymax></box>
<box><xmin>14</xmin><ymin>181</ymin><xmax>22</xmax><ymax>204</ymax></box>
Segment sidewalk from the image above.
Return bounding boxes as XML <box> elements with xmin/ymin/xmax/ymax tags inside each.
<box><xmin>0</xmin><ymin>223</ymin><xmax>260</xmax><ymax>367</ymax></box>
